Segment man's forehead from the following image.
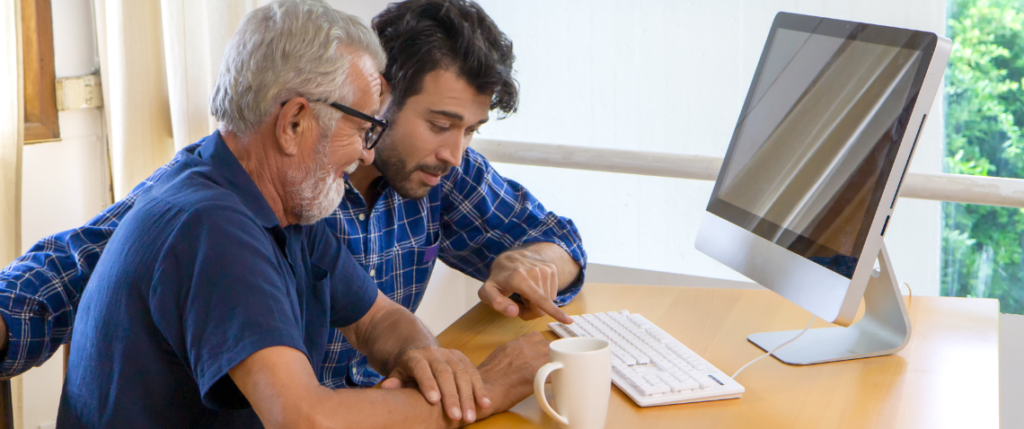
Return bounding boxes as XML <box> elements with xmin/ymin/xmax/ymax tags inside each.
<box><xmin>346</xmin><ymin>51</ymin><xmax>383</xmax><ymax>114</ymax></box>
<box><xmin>414</xmin><ymin>69</ymin><xmax>491</xmax><ymax>123</ymax></box>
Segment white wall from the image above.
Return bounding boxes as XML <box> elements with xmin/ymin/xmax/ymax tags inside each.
<box><xmin>18</xmin><ymin>0</ymin><xmax>109</xmax><ymax>427</ymax></box>
<box><xmin>468</xmin><ymin>0</ymin><xmax>945</xmax><ymax>296</ymax></box>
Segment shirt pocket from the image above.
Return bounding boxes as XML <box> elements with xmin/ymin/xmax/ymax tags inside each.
<box><xmin>391</xmin><ymin>238</ymin><xmax>441</xmax><ymax>311</ymax></box>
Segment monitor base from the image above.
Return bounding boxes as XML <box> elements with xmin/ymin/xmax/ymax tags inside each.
<box><xmin>747</xmin><ymin>243</ymin><xmax>911</xmax><ymax>365</ymax></box>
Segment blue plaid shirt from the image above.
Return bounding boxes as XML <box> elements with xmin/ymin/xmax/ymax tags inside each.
<box><xmin>0</xmin><ymin>134</ymin><xmax>586</xmax><ymax>387</ymax></box>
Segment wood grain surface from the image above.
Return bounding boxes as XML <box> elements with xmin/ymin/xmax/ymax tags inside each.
<box><xmin>437</xmin><ymin>283</ymin><xmax>999</xmax><ymax>429</ymax></box>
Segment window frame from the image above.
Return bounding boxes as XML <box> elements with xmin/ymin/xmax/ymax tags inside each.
<box><xmin>21</xmin><ymin>0</ymin><xmax>58</xmax><ymax>144</ymax></box>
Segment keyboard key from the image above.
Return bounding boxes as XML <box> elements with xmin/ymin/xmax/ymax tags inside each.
<box><xmin>566</xmin><ymin>323</ymin><xmax>588</xmax><ymax>337</ymax></box>
<box><xmin>649</xmin><ymin>384</ymin><xmax>671</xmax><ymax>395</ymax></box>
<box><xmin>643</xmin><ymin>374</ymin><xmax>662</xmax><ymax>385</ymax></box>
<box><xmin>613</xmin><ymin>364</ymin><xmax>634</xmax><ymax>378</ymax></box>
<box><xmin>613</xmin><ymin>348</ymin><xmax>636</xmax><ymax>366</ymax></box>
<box><xmin>669</xmin><ymin>379</ymin><xmax>692</xmax><ymax>392</ymax></box>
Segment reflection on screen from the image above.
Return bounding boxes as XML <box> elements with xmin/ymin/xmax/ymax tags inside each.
<box><xmin>714</xmin><ymin>28</ymin><xmax>923</xmax><ymax>278</ymax></box>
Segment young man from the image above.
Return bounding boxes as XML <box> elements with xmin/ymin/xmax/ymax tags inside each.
<box><xmin>58</xmin><ymin>2</ymin><xmax>547</xmax><ymax>427</ymax></box>
<box><xmin>0</xmin><ymin>0</ymin><xmax>585</xmax><ymax>388</ymax></box>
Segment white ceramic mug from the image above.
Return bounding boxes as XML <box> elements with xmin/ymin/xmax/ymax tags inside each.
<box><xmin>534</xmin><ymin>337</ymin><xmax>611</xmax><ymax>429</ymax></box>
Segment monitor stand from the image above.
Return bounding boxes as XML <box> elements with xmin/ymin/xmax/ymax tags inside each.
<box><xmin>747</xmin><ymin>243</ymin><xmax>910</xmax><ymax>365</ymax></box>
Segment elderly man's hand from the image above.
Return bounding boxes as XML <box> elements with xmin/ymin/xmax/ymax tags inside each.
<box><xmin>478</xmin><ymin>249</ymin><xmax>574</xmax><ymax>325</ymax></box>
<box><xmin>476</xmin><ymin>332</ymin><xmax>552</xmax><ymax>418</ymax></box>
<box><xmin>379</xmin><ymin>346</ymin><xmax>488</xmax><ymax>424</ymax></box>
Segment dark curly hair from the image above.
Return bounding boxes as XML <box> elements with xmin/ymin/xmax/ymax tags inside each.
<box><xmin>373</xmin><ymin>0</ymin><xmax>518</xmax><ymax>118</ymax></box>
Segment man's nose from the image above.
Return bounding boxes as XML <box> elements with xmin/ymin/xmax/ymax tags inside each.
<box><xmin>359</xmin><ymin>146</ymin><xmax>375</xmax><ymax>165</ymax></box>
<box><xmin>436</xmin><ymin>134</ymin><xmax>464</xmax><ymax>168</ymax></box>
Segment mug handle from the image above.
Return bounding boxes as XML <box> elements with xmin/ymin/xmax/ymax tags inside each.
<box><xmin>534</xmin><ymin>362</ymin><xmax>569</xmax><ymax>425</ymax></box>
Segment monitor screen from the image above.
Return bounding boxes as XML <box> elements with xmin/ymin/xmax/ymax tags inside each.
<box><xmin>707</xmin><ymin>17</ymin><xmax>934</xmax><ymax>279</ymax></box>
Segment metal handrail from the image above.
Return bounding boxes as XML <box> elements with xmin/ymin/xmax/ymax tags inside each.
<box><xmin>473</xmin><ymin>138</ymin><xmax>1024</xmax><ymax>209</ymax></box>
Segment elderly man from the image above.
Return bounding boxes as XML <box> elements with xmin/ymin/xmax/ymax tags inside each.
<box><xmin>0</xmin><ymin>0</ymin><xmax>582</xmax><ymax>389</ymax></box>
<box><xmin>56</xmin><ymin>2</ymin><xmax>547</xmax><ymax>427</ymax></box>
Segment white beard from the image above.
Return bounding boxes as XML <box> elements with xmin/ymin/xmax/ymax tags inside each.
<box><xmin>292</xmin><ymin>167</ymin><xmax>346</xmax><ymax>225</ymax></box>
<box><xmin>344</xmin><ymin>160</ymin><xmax>359</xmax><ymax>174</ymax></box>
<box><xmin>288</xmin><ymin>149</ymin><xmax>357</xmax><ymax>226</ymax></box>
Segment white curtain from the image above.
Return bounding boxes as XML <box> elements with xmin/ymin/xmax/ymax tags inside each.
<box><xmin>1</xmin><ymin>0</ymin><xmax>24</xmax><ymax>266</ymax></box>
<box><xmin>159</xmin><ymin>0</ymin><xmax>382</xmax><ymax>151</ymax></box>
<box><xmin>1</xmin><ymin>0</ymin><xmax>23</xmax><ymax>425</ymax></box>
<box><xmin>161</xmin><ymin>0</ymin><xmax>262</xmax><ymax>150</ymax></box>
<box><xmin>90</xmin><ymin>0</ymin><xmax>383</xmax><ymax>201</ymax></box>
<box><xmin>93</xmin><ymin>0</ymin><xmax>176</xmax><ymax>201</ymax></box>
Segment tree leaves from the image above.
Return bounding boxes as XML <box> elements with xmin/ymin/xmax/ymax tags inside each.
<box><xmin>943</xmin><ymin>0</ymin><xmax>1024</xmax><ymax>313</ymax></box>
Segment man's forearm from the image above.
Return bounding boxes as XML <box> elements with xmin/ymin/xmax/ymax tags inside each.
<box><xmin>341</xmin><ymin>299</ymin><xmax>436</xmax><ymax>375</ymax></box>
<box><xmin>232</xmin><ymin>346</ymin><xmax>465</xmax><ymax>429</ymax></box>
<box><xmin>318</xmin><ymin>385</ymin><xmax>459</xmax><ymax>429</ymax></box>
<box><xmin>518</xmin><ymin>242</ymin><xmax>582</xmax><ymax>291</ymax></box>
<box><xmin>368</xmin><ymin>307</ymin><xmax>436</xmax><ymax>375</ymax></box>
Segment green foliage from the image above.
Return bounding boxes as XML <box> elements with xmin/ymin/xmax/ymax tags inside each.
<box><xmin>943</xmin><ymin>0</ymin><xmax>1024</xmax><ymax>313</ymax></box>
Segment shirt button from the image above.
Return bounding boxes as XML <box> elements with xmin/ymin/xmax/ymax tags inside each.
<box><xmin>369</xmin><ymin>269</ymin><xmax>376</xmax><ymax>277</ymax></box>
<box><xmin>358</xmin><ymin>214</ymin><xmax>366</xmax><ymax>221</ymax></box>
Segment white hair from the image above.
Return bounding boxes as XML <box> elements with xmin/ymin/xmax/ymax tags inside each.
<box><xmin>210</xmin><ymin>0</ymin><xmax>386</xmax><ymax>137</ymax></box>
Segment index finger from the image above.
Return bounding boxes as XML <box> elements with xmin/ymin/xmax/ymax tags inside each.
<box><xmin>520</xmin><ymin>287</ymin><xmax>572</xmax><ymax>324</ymax></box>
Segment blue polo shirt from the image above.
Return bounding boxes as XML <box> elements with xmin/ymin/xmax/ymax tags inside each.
<box><xmin>56</xmin><ymin>132</ymin><xmax>379</xmax><ymax>428</ymax></box>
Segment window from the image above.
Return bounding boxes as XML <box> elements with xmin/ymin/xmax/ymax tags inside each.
<box><xmin>942</xmin><ymin>0</ymin><xmax>1024</xmax><ymax>313</ymax></box>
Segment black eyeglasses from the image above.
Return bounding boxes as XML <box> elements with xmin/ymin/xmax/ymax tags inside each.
<box><xmin>281</xmin><ymin>98</ymin><xmax>389</xmax><ymax>150</ymax></box>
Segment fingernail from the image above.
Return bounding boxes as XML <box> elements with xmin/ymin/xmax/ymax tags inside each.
<box><xmin>466</xmin><ymin>410</ymin><xmax>476</xmax><ymax>421</ymax></box>
<box><xmin>451</xmin><ymin>407</ymin><xmax>462</xmax><ymax>420</ymax></box>
<box><xmin>506</xmin><ymin>305</ymin><xmax>516</xmax><ymax>316</ymax></box>
<box><xmin>428</xmin><ymin>391</ymin><xmax>439</xmax><ymax>402</ymax></box>
<box><xmin>483</xmin><ymin>397</ymin><xmax>491</xmax><ymax>407</ymax></box>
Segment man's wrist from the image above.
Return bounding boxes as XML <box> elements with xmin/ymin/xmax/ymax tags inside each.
<box><xmin>477</xmin><ymin>365</ymin><xmax>510</xmax><ymax>419</ymax></box>
<box><xmin>506</xmin><ymin>242</ymin><xmax>582</xmax><ymax>291</ymax></box>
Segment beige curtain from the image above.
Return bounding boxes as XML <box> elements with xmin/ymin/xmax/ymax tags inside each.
<box><xmin>91</xmin><ymin>0</ymin><xmax>380</xmax><ymax>200</ymax></box>
<box><xmin>161</xmin><ymin>0</ymin><xmax>262</xmax><ymax>150</ymax></box>
<box><xmin>1</xmin><ymin>0</ymin><xmax>23</xmax><ymax>426</ymax></box>
<box><xmin>158</xmin><ymin>0</ymin><xmax>379</xmax><ymax>151</ymax></box>
<box><xmin>1</xmin><ymin>0</ymin><xmax>24</xmax><ymax>266</ymax></box>
<box><xmin>93</xmin><ymin>0</ymin><xmax>176</xmax><ymax>201</ymax></box>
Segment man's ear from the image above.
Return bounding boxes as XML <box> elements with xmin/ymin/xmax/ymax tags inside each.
<box><xmin>276</xmin><ymin>98</ymin><xmax>313</xmax><ymax>156</ymax></box>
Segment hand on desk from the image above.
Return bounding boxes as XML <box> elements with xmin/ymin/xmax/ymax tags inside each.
<box><xmin>381</xmin><ymin>333</ymin><xmax>552</xmax><ymax>424</ymax></box>
<box><xmin>380</xmin><ymin>346</ymin><xmax>488</xmax><ymax>423</ymax></box>
<box><xmin>476</xmin><ymin>332</ymin><xmax>552</xmax><ymax>419</ymax></box>
<box><xmin>479</xmin><ymin>248</ymin><xmax>574</xmax><ymax>325</ymax></box>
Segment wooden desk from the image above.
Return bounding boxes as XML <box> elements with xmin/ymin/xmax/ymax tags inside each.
<box><xmin>437</xmin><ymin>284</ymin><xmax>999</xmax><ymax>429</ymax></box>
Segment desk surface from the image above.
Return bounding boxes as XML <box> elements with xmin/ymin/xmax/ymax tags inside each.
<box><xmin>438</xmin><ymin>283</ymin><xmax>999</xmax><ymax>429</ymax></box>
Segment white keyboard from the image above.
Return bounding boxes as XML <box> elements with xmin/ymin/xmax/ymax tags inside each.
<box><xmin>549</xmin><ymin>310</ymin><xmax>744</xmax><ymax>407</ymax></box>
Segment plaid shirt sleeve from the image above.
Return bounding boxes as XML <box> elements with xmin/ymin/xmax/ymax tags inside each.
<box><xmin>438</xmin><ymin>147</ymin><xmax>587</xmax><ymax>306</ymax></box>
<box><xmin>0</xmin><ymin>144</ymin><xmax>195</xmax><ymax>377</ymax></box>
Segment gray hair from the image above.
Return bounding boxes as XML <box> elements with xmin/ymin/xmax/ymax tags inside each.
<box><xmin>210</xmin><ymin>0</ymin><xmax>386</xmax><ymax>137</ymax></box>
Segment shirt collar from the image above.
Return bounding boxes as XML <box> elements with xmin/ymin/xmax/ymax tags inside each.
<box><xmin>197</xmin><ymin>132</ymin><xmax>281</xmax><ymax>229</ymax></box>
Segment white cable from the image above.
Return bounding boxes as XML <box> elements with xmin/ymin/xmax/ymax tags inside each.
<box><xmin>731</xmin><ymin>315</ymin><xmax>816</xmax><ymax>380</ymax></box>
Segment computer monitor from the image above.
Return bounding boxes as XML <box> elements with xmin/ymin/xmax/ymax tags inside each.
<box><xmin>695</xmin><ymin>12</ymin><xmax>950</xmax><ymax>364</ymax></box>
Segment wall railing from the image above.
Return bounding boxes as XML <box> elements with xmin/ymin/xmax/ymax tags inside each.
<box><xmin>473</xmin><ymin>138</ymin><xmax>1024</xmax><ymax>209</ymax></box>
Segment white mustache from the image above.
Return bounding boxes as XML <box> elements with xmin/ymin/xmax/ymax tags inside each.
<box><xmin>344</xmin><ymin>161</ymin><xmax>360</xmax><ymax>174</ymax></box>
